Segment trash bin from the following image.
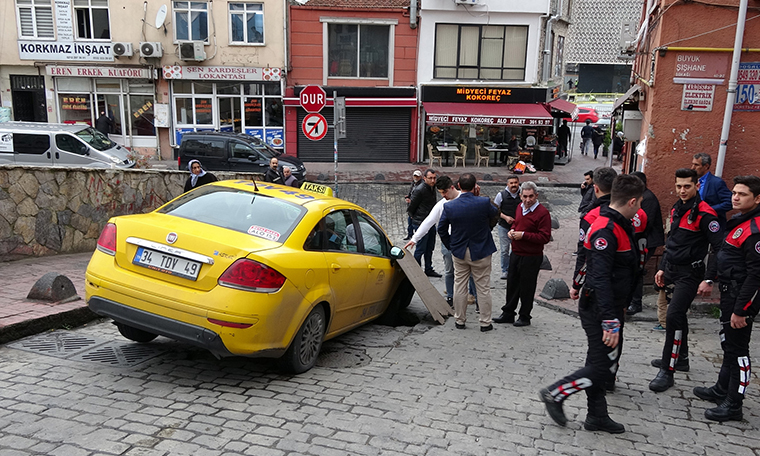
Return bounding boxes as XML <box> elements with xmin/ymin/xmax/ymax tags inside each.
<box><xmin>534</xmin><ymin>145</ymin><xmax>556</xmax><ymax>171</ymax></box>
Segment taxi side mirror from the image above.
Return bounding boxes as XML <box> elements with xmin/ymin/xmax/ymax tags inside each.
<box><xmin>389</xmin><ymin>246</ymin><xmax>405</xmax><ymax>260</ymax></box>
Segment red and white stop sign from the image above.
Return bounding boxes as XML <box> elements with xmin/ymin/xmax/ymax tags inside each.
<box><xmin>300</xmin><ymin>85</ymin><xmax>326</xmax><ymax>113</ymax></box>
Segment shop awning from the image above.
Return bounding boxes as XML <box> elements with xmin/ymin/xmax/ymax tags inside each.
<box><xmin>423</xmin><ymin>102</ymin><xmax>554</xmax><ymax>127</ymax></box>
<box><xmin>612</xmin><ymin>84</ymin><xmax>642</xmax><ymax>112</ymax></box>
<box><xmin>547</xmin><ymin>98</ymin><xmax>578</xmax><ymax>120</ymax></box>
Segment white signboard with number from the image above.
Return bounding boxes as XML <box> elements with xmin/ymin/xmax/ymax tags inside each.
<box><xmin>735</xmin><ymin>62</ymin><xmax>760</xmax><ymax>112</ymax></box>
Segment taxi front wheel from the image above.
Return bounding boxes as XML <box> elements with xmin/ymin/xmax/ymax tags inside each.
<box><xmin>278</xmin><ymin>305</ymin><xmax>326</xmax><ymax>374</ymax></box>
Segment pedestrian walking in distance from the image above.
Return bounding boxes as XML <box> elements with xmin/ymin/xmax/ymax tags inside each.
<box><xmin>540</xmin><ymin>174</ymin><xmax>645</xmax><ymax>434</ymax></box>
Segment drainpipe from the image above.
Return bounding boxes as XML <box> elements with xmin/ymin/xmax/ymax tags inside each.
<box><xmin>716</xmin><ymin>0</ymin><xmax>749</xmax><ymax>177</ymax></box>
<box><xmin>542</xmin><ymin>15</ymin><xmax>558</xmax><ymax>84</ymax></box>
<box><xmin>410</xmin><ymin>0</ymin><xmax>417</xmax><ymax>29</ymax></box>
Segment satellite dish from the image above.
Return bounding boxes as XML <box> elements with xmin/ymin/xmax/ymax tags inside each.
<box><xmin>155</xmin><ymin>5</ymin><xmax>167</xmax><ymax>29</ymax></box>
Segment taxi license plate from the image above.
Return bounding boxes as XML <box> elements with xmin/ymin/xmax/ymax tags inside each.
<box><xmin>133</xmin><ymin>247</ymin><xmax>201</xmax><ymax>280</ymax></box>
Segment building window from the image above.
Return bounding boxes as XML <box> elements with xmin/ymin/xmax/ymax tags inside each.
<box><xmin>434</xmin><ymin>24</ymin><xmax>528</xmax><ymax>81</ymax></box>
<box><xmin>229</xmin><ymin>3</ymin><xmax>263</xmax><ymax>44</ymax></box>
<box><xmin>16</xmin><ymin>0</ymin><xmax>54</xmax><ymax>39</ymax></box>
<box><xmin>174</xmin><ymin>1</ymin><xmax>208</xmax><ymax>42</ymax></box>
<box><xmin>328</xmin><ymin>24</ymin><xmax>389</xmax><ymax>78</ymax></box>
<box><xmin>74</xmin><ymin>0</ymin><xmax>110</xmax><ymax>40</ymax></box>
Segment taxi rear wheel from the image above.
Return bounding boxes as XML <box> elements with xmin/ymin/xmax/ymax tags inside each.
<box><xmin>279</xmin><ymin>305</ymin><xmax>325</xmax><ymax>374</ymax></box>
<box><xmin>116</xmin><ymin>322</ymin><xmax>158</xmax><ymax>343</ymax></box>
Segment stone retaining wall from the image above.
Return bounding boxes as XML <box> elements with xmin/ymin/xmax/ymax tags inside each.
<box><xmin>0</xmin><ymin>166</ymin><xmax>261</xmax><ymax>261</ymax></box>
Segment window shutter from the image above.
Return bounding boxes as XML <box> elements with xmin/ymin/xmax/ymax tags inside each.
<box><xmin>19</xmin><ymin>8</ymin><xmax>35</xmax><ymax>36</ymax></box>
<box><xmin>36</xmin><ymin>6</ymin><xmax>54</xmax><ymax>37</ymax></box>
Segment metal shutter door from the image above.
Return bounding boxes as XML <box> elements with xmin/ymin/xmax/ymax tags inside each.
<box><xmin>297</xmin><ymin>107</ymin><xmax>411</xmax><ymax>162</ymax></box>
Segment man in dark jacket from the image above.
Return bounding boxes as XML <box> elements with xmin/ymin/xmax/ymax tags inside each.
<box><xmin>693</xmin><ymin>175</ymin><xmax>760</xmax><ymax>422</ymax></box>
<box><xmin>404</xmin><ymin>170</ymin><xmax>424</xmax><ymax>240</ymax></box>
<box><xmin>578</xmin><ymin>170</ymin><xmax>595</xmax><ymax>214</ymax></box>
<box><xmin>540</xmin><ymin>174</ymin><xmax>644</xmax><ymax>434</ymax></box>
<box><xmin>591</xmin><ymin>125</ymin><xmax>604</xmax><ymax>159</ymax></box>
<box><xmin>264</xmin><ymin>157</ymin><xmax>284</xmax><ymax>184</ymax></box>
<box><xmin>649</xmin><ymin>168</ymin><xmax>724</xmax><ymax>393</ymax></box>
<box><xmin>438</xmin><ymin>173</ymin><xmax>499</xmax><ymax>331</ymax></box>
<box><xmin>95</xmin><ymin>110</ymin><xmax>113</xmax><ymax>136</ymax></box>
<box><xmin>580</xmin><ymin>119</ymin><xmax>594</xmax><ymax>155</ymax></box>
<box><xmin>692</xmin><ymin>153</ymin><xmax>733</xmax><ymax>227</ymax></box>
<box><xmin>408</xmin><ymin>169</ymin><xmax>441</xmax><ymax>277</ymax></box>
<box><xmin>557</xmin><ymin>119</ymin><xmax>571</xmax><ymax>158</ymax></box>
<box><xmin>627</xmin><ymin>171</ymin><xmax>665</xmax><ymax>315</ymax></box>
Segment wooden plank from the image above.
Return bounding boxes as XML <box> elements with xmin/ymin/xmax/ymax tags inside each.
<box><xmin>396</xmin><ymin>249</ymin><xmax>453</xmax><ymax>324</ymax></box>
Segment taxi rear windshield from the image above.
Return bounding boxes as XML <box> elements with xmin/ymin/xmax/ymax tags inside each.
<box><xmin>159</xmin><ymin>187</ymin><xmax>306</xmax><ymax>242</ymax></box>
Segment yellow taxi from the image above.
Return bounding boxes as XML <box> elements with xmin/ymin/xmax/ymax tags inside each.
<box><xmin>85</xmin><ymin>180</ymin><xmax>408</xmax><ymax>373</ymax></box>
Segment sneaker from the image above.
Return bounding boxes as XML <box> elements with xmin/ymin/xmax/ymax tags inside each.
<box><xmin>500</xmin><ymin>273</ymin><xmax>508</xmax><ymax>280</ymax></box>
<box><xmin>425</xmin><ymin>270</ymin><xmax>442</xmax><ymax>278</ymax></box>
<box><xmin>652</xmin><ymin>323</ymin><xmax>665</xmax><ymax>331</ymax></box>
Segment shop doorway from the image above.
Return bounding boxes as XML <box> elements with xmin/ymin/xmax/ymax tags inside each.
<box><xmin>96</xmin><ymin>94</ymin><xmax>124</xmax><ymax>142</ymax></box>
<box><xmin>10</xmin><ymin>75</ymin><xmax>47</xmax><ymax>122</ymax></box>
<box><xmin>218</xmin><ymin>97</ymin><xmax>242</xmax><ymax>133</ymax></box>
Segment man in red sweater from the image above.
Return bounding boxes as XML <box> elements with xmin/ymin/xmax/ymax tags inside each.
<box><xmin>494</xmin><ymin>181</ymin><xmax>552</xmax><ymax>326</ymax></box>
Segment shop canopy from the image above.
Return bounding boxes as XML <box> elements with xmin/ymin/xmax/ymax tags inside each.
<box><xmin>424</xmin><ymin>102</ymin><xmax>554</xmax><ymax>127</ymax></box>
<box><xmin>547</xmin><ymin>98</ymin><xmax>578</xmax><ymax>120</ymax></box>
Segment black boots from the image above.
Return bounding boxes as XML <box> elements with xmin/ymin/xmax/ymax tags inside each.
<box><xmin>626</xmin><ymin>303</ymin><xmax>642</xmax><ymax>315</ymax></box>
<box><xmin>538</xmin><ymin>388</ymin><xmax>567</xmax><ymax>426</ymax></box>
<box><xmin>651</xmin><ymin>356</ymin><xmax>690</xmax><ymax>372</ymax></box>
<box><xmin>705</xmin><ymin>398</ymin><xmax>743</xmax><ymax>422</ymax></box>
<box><xmin>583</xmin><ymin>415</ymin><xmax>625</xmax><ymax>434</ymax></box>
<box><xmin>649</xmin><ymin>369</ymin><xmax>674</xmax><ymax>392</ymax></box>
<box><xmin>693</xmin><ymin>384</ymin><xmax>727</xmax><ymax>404</ymax></box>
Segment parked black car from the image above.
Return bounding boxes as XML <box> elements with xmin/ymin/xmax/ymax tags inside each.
<box><xmin>178</xmin><ymin>132</ymin><xmax>306</xmax><ymax>181</ymax></box>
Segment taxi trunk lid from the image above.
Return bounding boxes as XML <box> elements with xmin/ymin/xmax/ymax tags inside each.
<box><xmin>112</xmin><ymin>213</ymin><xmax>280</xmax><ymax>292</ymax></box>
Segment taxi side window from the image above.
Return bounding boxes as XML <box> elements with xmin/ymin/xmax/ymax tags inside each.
<box><xmin>304</xmin><ymin>211</ymin><xmax>355</xmax><ymax>252</ymax></box>
<box><xmin>354</xmin><ymin>213</ymin><xmax>388</xmax><ymax>256</ymax></box>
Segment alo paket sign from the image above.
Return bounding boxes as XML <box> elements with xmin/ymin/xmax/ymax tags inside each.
<box><xmin>47</xmin><ymin>65</ymin><xmax>154</xmax><ymax>79</ymax></box>
<box><xmin>18</xmin><ymin>41</ymin><xmax>114</xmax><ymax>62</ymax></box>
<box><xmin>426</xmin><ymin>114</ymin><xmax>552</xmax><ymax>127</ymax></box>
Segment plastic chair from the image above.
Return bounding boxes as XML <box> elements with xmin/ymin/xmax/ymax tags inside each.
<box><xmin>427</xmin><ymin>143</ymin><xmax>442</xmax><ymax>168</ymax></box>
<box><xmin>453</xmin><ymin>144</ymin><xmax>466</xmax><ymax>168</ymax></box>
<box><xmin>475</xmin><ymin>144</ymin><xmax>489</xmax><ymax>167</ymax></box>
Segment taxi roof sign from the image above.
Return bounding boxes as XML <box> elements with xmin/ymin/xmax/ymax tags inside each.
<box><xmin>300</xmin><ymin>181</ymin><xmax>333</xmax><ymax>197</ymax></box>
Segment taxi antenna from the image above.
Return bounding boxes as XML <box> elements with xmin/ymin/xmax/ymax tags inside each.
<box><xmin>252</xmin><ymin>178</ymin><xmax>259</xmax><ymax>192</ymax></box>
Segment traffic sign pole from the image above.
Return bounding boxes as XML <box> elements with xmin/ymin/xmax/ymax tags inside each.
<box><xmin>333</xmin><ymin>91</ymin><xmax>338</xmax><ymax>197</ymax></box>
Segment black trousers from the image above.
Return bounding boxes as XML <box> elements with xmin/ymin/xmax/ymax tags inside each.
<box><xmin>546</xmin><ymin>291</ymin><xmax>624</xmax><ymax>417</ymax></box>
<box><xmin>659</xmin><ymin>262</ymin><xmax>703</xmax><ymax>371</ymax></box>
<box><xmin>503</xmin><ymin>253</ymin><xmax>542</xmax><ymax>320</ymax></box>
<box><xmin>716</xmin><ymin>285</ymin><xmax>755</xmax><ymax>403</ymax></box>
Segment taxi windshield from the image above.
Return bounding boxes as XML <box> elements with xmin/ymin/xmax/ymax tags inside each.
<box><xmin>159</xmin><ymin>187</ymin><xmax>306</xmax><ymax>242</ymax></box>
<box><xmin>76</xmin><ymin>127</ymin><xmax>117</xmax><ymax>151</ymax></box>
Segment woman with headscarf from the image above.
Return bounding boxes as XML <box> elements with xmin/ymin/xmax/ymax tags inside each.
<box><xmin>184</xmin><ymin>159</ymin><xmax>218</xmax><ymax>193</ymax></box>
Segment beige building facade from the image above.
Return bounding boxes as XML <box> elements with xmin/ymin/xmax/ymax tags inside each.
<box><xmin>0</xmin><ymin>0</ymin><xmax>287</xmax><ymax>160</ymax></box>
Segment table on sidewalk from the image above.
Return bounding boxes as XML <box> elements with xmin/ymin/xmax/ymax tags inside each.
<box><xmin>485</xmin><ymin>147</ymin><xmax>509</xmax><ymax>166</ymax></box>
<box><xmin>436</xmin><ymin>145</ymin><xmax>459</xmax><ymax>167</ymax></box>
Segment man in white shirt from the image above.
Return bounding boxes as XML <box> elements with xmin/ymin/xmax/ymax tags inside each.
<box><xmin>405</xmin><ymin>175</ymin><xmax>460</xmax><ymax>305</ymax></box>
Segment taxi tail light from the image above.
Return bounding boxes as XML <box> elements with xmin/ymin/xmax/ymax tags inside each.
<box><xmin>218</xmin><ymin>259</ymin><xmax>286</xmax><ymax>292</ymax></box>
<box><xmin>207</xmin><ymin>318</ymin><xmax>252</xmax><ymax>329</ymax></box>
<box><xmin>96</xmin><ymin>223</ymin><xmax>117</xmax><ymax>256</ymax></box>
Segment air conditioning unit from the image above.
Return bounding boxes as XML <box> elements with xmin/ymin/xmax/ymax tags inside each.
<box><xmin>179</xmin><ymin>41</ymin><xmax>206</xmax><ymax>61</ymax></box>
<box><xmin>112</xmin><ymin>42</ymin><xmax>133</xmax><ymax>57</ymax></box>
<box><xmin>454</xmin><ymin>0</ymin><xmax>480</xmax><ymax>4</ymax></box>
<box><xmin>139</xmin><ymin>42</ymin><xmax>163</xmax><ymax>58</ymax></box>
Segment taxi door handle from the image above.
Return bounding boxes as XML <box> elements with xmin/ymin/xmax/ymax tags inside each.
<box><xmin>330</xmin><ymin>263</ymin><xmax>341</xmax><ymax>272</ymax></box>
<box><xmin>367</xmin><ymin>264</ymin><xmax>376</xmax><ymax>272</ymax></box>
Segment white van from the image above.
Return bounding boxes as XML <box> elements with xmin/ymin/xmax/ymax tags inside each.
<box><xmin>0</xmin><ymin>122</ymin><xmax>135</xmax><ymax>169</ymax></box>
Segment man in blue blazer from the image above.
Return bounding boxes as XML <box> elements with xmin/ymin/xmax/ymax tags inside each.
<box><xmin>692</xmin><ymin>153</ymin><xmax>732</xmax><ymax>226</ymax></box>
<box><xmin>438</xmin><ymin>173</ymin><xmax>499</xmax><ymax>332</ymax></box>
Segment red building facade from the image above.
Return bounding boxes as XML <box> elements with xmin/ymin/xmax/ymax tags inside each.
<box><xmin>628</xmin><ymin>0</ymin><xmax>760</xmax><ymax>207</ymax></box>
<box><xmin>286</xmin><ymin>0</ymin><xmax>419</xmax><ymax>162</ymax></box>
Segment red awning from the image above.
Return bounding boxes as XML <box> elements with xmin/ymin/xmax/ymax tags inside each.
<box><xmin>423</xmin><ymin>102</ymin><xmax>554</xmax><ymax>126</ymax></box>
<box><xmin>547</xmin><ymin>98</ymin><xmax>578</xmax><ymax>120</ymax></box>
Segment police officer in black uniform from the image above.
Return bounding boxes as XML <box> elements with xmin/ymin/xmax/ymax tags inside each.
<box><xmin>571</xmin><ymin>167</ymin><xmax>617</xmax><ymax>294</ymax></box>
<box><xmin>693</xmin><ymin>175</ymin><xmax>760</xmax><ymax>422</ymax></box>
<box><xmin>649</xmin><ymin>168</ymin><xmax>724</xmax><ymax>392</ymax></box>
<box><xmin>539</xmin><ymin>175</ymin><xmax>644</xmax><ymax>434</ymax></box>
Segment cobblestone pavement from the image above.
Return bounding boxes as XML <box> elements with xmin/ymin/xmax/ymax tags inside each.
<box><xmin>1</xmin><ymin>184</ymin><xmax>758</xmax><ymax>455</ymax></box>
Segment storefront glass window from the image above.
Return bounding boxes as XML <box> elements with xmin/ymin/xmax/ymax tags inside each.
<box><xmin>264</xmin><ymin>83</ymin><xmax>280</xmax><ymax>96</ymax></box>
<box><xmin>219</xmin><ymin>97</ymin><xmax>241</xmax><ymax>132</ymax></box>
<box><xmin>195</xmin><ymin>82</ymin><xmax>213</xmax><ymax>94</ymax></box>
<box><xmin>58</xmin><ymin>94</ymin><xmax>92</xmax><ymax>124</ymax></box>
<box><xmin>244</xmin><ymin>83</ymin><xmax>263</xmax><ymax>95</ymax></box>
<box><xmin>130</xmin><ymin>94</ymin><xmax>155</xmax><ymax>136</ymax></box>
<box><xmin>174</xmin><ymin>80</ymin><xmax>193</xmax><ymax>94</ymax></box>
<box><xmin>217</xmin><ymin>82</ymin><xmax>240</xmax><ymax>95</ymax></box>
<box><xmin>265</xmin><ymin>98</ymin><xmax>283</xmax><ymax>127</ymax></box>
<box><xmin>244</xmin><ymin>97</ymin><xmax>263</xmax><ymax>126</ymax></box>
<box><xmin>95</xmin><ymin>79</ymin><xmax>120</xmax><ymax>92</ymax></box>
<box><xmin>175</xmin><ymin>98</ymin><xmax>193</xmax><ymax>124</ymax></box>
<box><xmin>129</xmin><ymin>79</ymin><xmax>154</xmax><ymax>93</ymax></box>
<box><xmin>195</xmin><ymin>98</ymin><xmax>213</xmax><ymax>124</ymax></box>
